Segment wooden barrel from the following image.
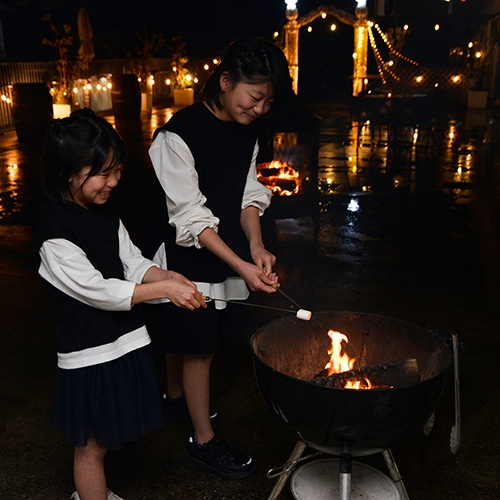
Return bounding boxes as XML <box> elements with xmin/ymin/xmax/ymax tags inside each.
<box><xmin>111</xmin><ymin>74</ymin><xmax>141</xmax><ymax>119</ymax></box>
<box><xmin>12</xmin><ymin>83</ymin><xmax>53</xmax><ymax>144</ymax></box>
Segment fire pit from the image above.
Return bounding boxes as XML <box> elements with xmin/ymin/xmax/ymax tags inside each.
<box><xmin>251</xmin><ymin>311</ymin><xmax>452</xmax><ymax>456</ymax></box>
<box><xmin>256</xmin><ymin>96</ymin><xmax>322</xmax><ymax>237</ymax></box>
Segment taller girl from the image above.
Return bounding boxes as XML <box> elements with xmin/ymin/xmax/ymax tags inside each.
<box><xmin>141</xmin><ymin>38</ymin><xmax>293</xmax><ymax>480</ymax></box>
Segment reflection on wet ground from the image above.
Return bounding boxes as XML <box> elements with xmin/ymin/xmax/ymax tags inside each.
<box><xmin>0</xmin><ymin>101</ymin><xmax>498</xmax><ymax>231</ymax></box>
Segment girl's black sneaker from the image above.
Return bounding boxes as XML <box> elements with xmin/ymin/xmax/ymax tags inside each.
<box><xmin>181</xmin><ymin>433</ymin><xmax>257</xmax><ymax>480</ymax></box>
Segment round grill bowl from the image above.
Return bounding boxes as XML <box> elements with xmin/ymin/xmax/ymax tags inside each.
<box><xmin>251</xmin><ymin>311</ymin><xmax>452</xmax><ymax>456</ymax></box>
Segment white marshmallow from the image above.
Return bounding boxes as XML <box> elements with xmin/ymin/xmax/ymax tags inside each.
<box><xmin>296</xmin><ymin>309</ymin><xmax>312</xmax><ymax>321</ymax></box>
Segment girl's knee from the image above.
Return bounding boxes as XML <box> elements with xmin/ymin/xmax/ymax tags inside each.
<box><xmin>75</xmin><ymin>439</ymin><xmax>107</xmax><ymax>460</ymax></box>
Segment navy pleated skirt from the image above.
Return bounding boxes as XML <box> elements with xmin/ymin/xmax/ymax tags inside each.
<box><xmin>51</xmin><ymin>346</ymin><xmax>164</xmax><ymax>450</ymax></box>
<box><xmin>143</xmin><ymin>301</ymin><xmax>248</xmax><ymax>354</ymax></box>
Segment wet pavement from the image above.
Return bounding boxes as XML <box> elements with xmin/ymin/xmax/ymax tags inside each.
<box><xmin>1</xmin><ymin>98</ymin><xmax>500</xmax><ymax>499</ymax></box>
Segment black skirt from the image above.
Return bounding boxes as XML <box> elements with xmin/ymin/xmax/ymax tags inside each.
<box><xmin>51</xmin><ymin>346</ymin><xmax>164</xmax><ymax>451</ymax></box>
<box><xmin>143</xmin><ymin>301</ymin><xmax>248</xmax><ymax>354</ymax></box>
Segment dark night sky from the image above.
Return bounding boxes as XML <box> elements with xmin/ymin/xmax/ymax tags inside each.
<box><xmin>0</xmin><ymin>0</ymin><xmax>490</xmax><ymax>98</ymax></box>
<box><xmin>0</xmin><ymin>0</ymin><xmax>360</xmax><ymax>61</ymax></box>
<box><xmin>0</xmin><ymin>0</ymin><xmax>491</xmax><ymax>62</ymax></box>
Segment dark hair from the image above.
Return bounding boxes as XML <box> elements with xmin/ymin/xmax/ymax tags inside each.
<box><xmin>201</xmin><ymin>37</ymin><xmax>293</xmax><ymax>112</ymax></box>
<box><xmin>40</xmin><ymin>108</ymin><xmax>125</xmax><ymax>202</ymax></box>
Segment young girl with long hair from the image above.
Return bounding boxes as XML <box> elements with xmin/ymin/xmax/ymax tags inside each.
<box><xmin>141</xmin><ymin>37</ymin><xmax>293</xmax><ymax>480</ymax></box>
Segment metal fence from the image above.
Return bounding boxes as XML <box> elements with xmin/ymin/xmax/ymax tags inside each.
<box><xmin>0</xmin><ymin>58</ymin><xmax>182</xmax><ymax>132</ymax></box>
<box><xmin>0</xmin><ymin>61</ymin><xmax>54</xmax><ymax>131</ymax></box>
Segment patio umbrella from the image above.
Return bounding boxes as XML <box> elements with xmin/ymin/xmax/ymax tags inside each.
<box><xmin>77</xmin><ymin>7</ymin><xmax>94</xmax><ymax>66</ymax></box>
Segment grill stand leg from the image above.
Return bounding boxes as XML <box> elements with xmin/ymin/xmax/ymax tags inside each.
<box><xmin>266</xmin><ymin>440</ymin><xmax>308</xmax><ymax>500</ymax></box>
<box><xmin>339</xmin><ymin>452</ymin><xmax>352</xmax><ymax>500</ymax></box>
<box><xmin>382</xmin><ymin>449</ymin><xmax>410</xmax><ymax>500</ymax></box>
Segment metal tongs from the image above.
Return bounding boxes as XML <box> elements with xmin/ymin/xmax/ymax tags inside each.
<box><xmin>450</xmin><ymin>332</ymin><xmax>461</xmax><ymax>453</ymax></box>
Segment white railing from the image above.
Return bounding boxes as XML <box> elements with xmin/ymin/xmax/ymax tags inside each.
<box><xmin>0</xmin><ymin>58</ymin><xmax>207</xmax><ymax>132</ymax></box>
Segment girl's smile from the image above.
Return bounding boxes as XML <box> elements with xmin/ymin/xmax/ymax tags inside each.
<box><xmin>69</xmin><ymin>153</ymin><xmax>122</xmax><ymax>208</ymax></box>
<box><xmin>213</xmin><ymin>74</ymin><xmax>274</xmax><ymax>124</ymax></box>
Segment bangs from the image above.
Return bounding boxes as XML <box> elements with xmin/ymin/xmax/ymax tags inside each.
<box><xmin>87</xmin><ymin>133</ymin><xmax>125</xmax><ymax>177</ymax></box>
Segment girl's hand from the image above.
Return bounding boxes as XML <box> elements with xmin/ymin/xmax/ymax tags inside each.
<box><xmin>163</xmin><ymin>278</ymin><xmax>207</xmax><ymax>310</ymax></box>
<box><xmin>250</xmin><ymin>244</ymin><xmax>277</xmax><ymax>278</ymax></box>
<box><xmin>237</xmin><ymin>260</ymin><xmax>279</xmax><ymax>293</ymax></box>
<box><xmin>134</xmin><ymin>267</ymin><xmax>207</xmax><ymax>309</ymax></box>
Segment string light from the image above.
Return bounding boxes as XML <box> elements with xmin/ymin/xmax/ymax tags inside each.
<box><xmin>364</xmin><ymin>20</ymin><xmax>420</xmax><ymax>85</ymax></box>
<box><xmin>372</xmin><ymin>23</ymin><xmax>419</xmax><ymax>66</ymax></box>
<box><xmin>368</xmin><ymin>26</ymin><xmax>387</xmax><ymax>84</ymax></box>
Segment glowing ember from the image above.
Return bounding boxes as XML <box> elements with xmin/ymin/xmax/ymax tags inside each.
<box><xmin>257</xmin><ymin>160</ymin><xmax>302</xmax><ymax>196</ymax></box>
<box><xmin>324</xmin><ymin>330</ymin><xmax>373</xmax><ymax>389</ymax></box>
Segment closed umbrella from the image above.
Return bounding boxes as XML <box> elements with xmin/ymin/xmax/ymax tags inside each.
<box><xmin>77</xmin><ymin>7</ymin><xmax>94</xmax><ymax>67</ymax></box>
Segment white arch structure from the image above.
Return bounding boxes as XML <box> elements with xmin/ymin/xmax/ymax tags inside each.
<box><xmin>283</xmin><ymin>2</ymin><xmax>369</xmax><ymax>96</ymax></box>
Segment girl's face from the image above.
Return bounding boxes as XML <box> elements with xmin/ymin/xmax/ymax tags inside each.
<box><xmin>216</xmin><ymin>73</ymin><xmax>274</xmax><ymax>124</ymax></box>
<box><xmin>69</xmin><ymin>152</ymin><xmax>122</xmax><ymax>208</ymax></box>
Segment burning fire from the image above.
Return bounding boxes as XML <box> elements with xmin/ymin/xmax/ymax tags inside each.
<box><xmin>257</xmin><ymin>160</ymin><xmax>302</xmax><ymax>196</ymax></box>
<box><xmin>324</xmin><ymin>330</ymin><xmax>373</xmax><ymax>389</ymax></box>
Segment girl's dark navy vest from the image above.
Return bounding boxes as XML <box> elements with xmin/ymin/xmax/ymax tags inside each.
<box><xmin>141</xmin><ymin>102</ymin><xmax>258</xmax><ymax>283</ymax></box>
<box><xmin>33</xmin><ymin>200</ymin><xmax>145</xmax><ymax>354</ymax></box>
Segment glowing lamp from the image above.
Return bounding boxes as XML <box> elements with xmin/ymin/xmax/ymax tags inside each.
<box><xmin>284</xmin><ymin>0</ymin><xmax>297</xmax><ymax>9</ymax></box>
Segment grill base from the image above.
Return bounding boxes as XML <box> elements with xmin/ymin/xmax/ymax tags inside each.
<box><xmin>291</xmin><ymin>458</ymin><xmax>401</xmax><ymax>500</ymax></box>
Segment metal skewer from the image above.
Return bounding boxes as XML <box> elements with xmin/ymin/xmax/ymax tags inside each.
<box><xmin>272</xmin><ymin>284</ymin><xmax>303</xmax><ymax>310</ymax></box>
<box><xmin>202</xmin><ymin>296</ymin><xmax>312</xmax><ymax>320</ymax></box>
<box><xmin>271</xmin><ymin>284</ymin><xmax>325</xmax><ymax>328</ymax></box>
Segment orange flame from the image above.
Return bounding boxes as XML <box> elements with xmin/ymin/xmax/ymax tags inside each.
<box><xmin>257</xmin><ymin>160</ymin><xmax>302</xmax><ymax>196</ymax></box>
<box><xmin>324</xmin><ymin>330</ymin><xmax>373</xmax><ymax>389</ymax></box>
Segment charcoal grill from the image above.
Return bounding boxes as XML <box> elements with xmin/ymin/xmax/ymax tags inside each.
<box><xmin>256</xmin><ymin>96</ymin><xmax>322</xmax><ymax>238</ymax></box>
<box><xmin>251</xmin><ymin>311</ymin><xmax>455</xmax><ymax>499</ymax></box>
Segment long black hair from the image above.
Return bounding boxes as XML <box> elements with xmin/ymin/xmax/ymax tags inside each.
<box><xmin>40</xmin><ymin>108</ymin><xmax>125</xmax><ymax>202</ymax></box>
<box><xmin>201</xmin><ymin>38</ymin><xmax>293</xmax><ymax>112</ymax></box>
